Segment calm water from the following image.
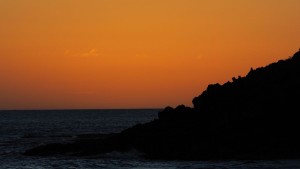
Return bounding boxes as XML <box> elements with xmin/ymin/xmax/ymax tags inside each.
<box><xmin>0</xmin><ymin>109</ymin><xmax>299</xmax><ymax>169</ymax></box>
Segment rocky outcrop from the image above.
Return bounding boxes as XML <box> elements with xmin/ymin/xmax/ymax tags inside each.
<box><xmin>24</xmin><ymin>50</ymin><xmax>300</xmax><ymax>160</ymax></box>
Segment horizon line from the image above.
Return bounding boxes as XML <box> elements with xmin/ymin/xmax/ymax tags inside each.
<box><xmin>0</xmin><ymin>108</ymin><xmax>164</xmax><ymax>111</ymax></box>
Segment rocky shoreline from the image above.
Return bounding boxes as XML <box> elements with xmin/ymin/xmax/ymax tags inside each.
<box><xmin>24</xmin><ymin>50</ymin><xmax>300</xmax><ymax>160</ymax></box>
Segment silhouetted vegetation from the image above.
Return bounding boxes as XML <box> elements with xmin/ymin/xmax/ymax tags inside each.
<box><xmin>24</xmin><ymin>50</ymin><xmax>300</xmax><ymax>160</ymax></box>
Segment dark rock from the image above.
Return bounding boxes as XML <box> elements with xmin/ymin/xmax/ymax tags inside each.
<box><xmin>24</xmin><ymin>50</ymin><xmax>300</xmax><ymax>160</ymax></box>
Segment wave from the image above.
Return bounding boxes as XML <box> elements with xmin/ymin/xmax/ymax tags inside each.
<box><xmin>100</xmin><ymin>149</ymin><xmax>145</xmax><ymax>159</ymax></box>
<box><xmin>21</xmin><ymin>133</ymin><xmax>74</xmax><ymax>139</ymax></box>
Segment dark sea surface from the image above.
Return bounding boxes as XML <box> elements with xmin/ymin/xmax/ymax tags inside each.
<box><xmin>0</xmin><ymin>109</ymin><xmax>299</xmax><ymax>169</ymax></box>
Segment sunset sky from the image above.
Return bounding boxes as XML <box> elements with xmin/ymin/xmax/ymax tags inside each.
<box><xmin>0</xmin><ymin>0</ymin><xmax>300</xmax><ymax>110</ymax></box>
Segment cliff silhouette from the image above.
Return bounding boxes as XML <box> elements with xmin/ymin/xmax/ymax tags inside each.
<box><xmin>24</xmin><ymin>50</ymin><xmax>300</xmax><ymax>160</ymax></box>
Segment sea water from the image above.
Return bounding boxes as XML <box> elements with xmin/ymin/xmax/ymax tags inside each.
<box><xmin>0</xmin><ymin>109</ymin><xmax>299</xmax><ymax>169</ymax></box>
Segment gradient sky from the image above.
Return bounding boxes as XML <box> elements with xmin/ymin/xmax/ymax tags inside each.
<box><xmin>0</xmin><ymin>0</ymin><xmax>300</xmax><ymax>110</ymax></box>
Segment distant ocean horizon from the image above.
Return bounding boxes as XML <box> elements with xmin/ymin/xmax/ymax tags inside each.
<box><xmin>0</xmin><ymin>108</ymin><xmax>163</xmax><ymax>111</ymax></box>
<box><xmin>0</xmin><ymin>109</ymin><xmax>299</xmax><ymax>169</ymax></box>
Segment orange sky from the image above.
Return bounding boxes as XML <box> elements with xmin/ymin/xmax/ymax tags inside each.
<box><xmin>0</xmin><ymin>0</ymin><xmax>300</xmax><ymax>110</ymax></box>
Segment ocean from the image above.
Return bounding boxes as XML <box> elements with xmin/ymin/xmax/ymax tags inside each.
<box><xmin>0</xmin><ymin>109</ymin><xmax>299</xmax><ymax>169</ymax></box>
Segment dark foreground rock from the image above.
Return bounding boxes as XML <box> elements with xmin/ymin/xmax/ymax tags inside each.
<box><xmin>24</xmin><ymin>50</ymin><xmax>300</xmax><ymax>160</ymax></box>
